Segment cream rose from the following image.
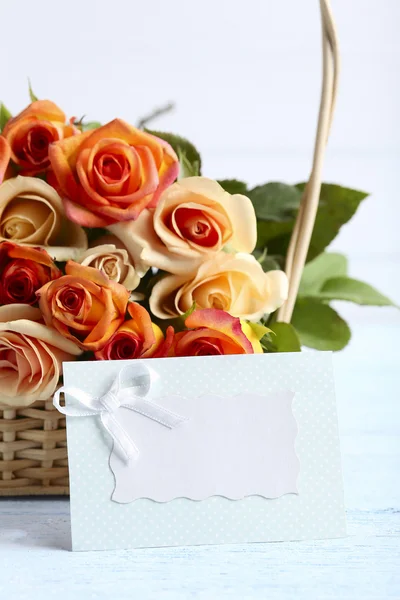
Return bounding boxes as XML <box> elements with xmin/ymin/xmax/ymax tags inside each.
<box><xmin>150</xmin><ymin>252</ymin><xmax>288</xmax><ymax>322</ymax></box>
<box><xmin>76</xmin><ymin>237</ymin><xmax>140</xmax><ymax>292</ymax></box>
<box><xmin>0</xmin><ymin>176</ymin><xmax>88</xmax><ymax>261</ymax></box>
<box><xmin>109</xmin><ymin>177</ymin><xmax>257</xmax><ymax>275</ymax></box>
<box><xmin>0</xmin><ymin>304</ymin><xmax>82</xmax><ymax>406</ymax></box>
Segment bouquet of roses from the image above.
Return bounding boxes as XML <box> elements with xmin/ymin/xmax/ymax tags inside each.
<box><xmin>0</xmin><ymin>91</ymin><xmax>393</xmax><ymax>406</ymax></box>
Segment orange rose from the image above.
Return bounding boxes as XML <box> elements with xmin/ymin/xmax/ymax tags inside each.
<box><xmin>0</xmin><ymin>136</ymin><xmax>11</xmax><ymax>184</ymax></box>
<box><xmin>37</xmin><ymin>261</ymin><xmax>129</xmax><ymax>351</ymax></box>
<box><xmin>0</xmin><ymin>241</ymin><xmax>60</xmax><ymax>305</ymax></box>
<box><xmin>2</xmin><ymin>100</ymin><xmax>78</xmax><ymax>176</ymax></box>
<box><xmin>170</xmin><ymin>308</ymin><xmax>262</xmax><ymax>356</ymax></box>
<box><xmin>49</xmin><ymin>119</ymin><xmax>179</xmax><ymax>227</ymax></box>
<box><xmin>95</xmin><ymin>302</ymin><xmax>174</xmax><ymax>360</ymax></box>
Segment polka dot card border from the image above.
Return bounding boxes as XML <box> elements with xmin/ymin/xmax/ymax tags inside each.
<box><xmin>64</xmin><ymin>352</ymin><xmax>346</xmax><ymax>551</ymax></box>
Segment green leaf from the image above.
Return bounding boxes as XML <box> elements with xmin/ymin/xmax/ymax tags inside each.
<box><xmin>252</xmin><ymin>248</ymin><xmax>283</xmax><ymax>272</ymax></box>
<box><xmin>28</xmin><ymin>78</ymin><xmax>38</xmax><ymax>102</ymax></box>
<box><xmin>299</xmin><ymin>252</ymin><xmax>348</xmax><ymax>295</ymax></box>
<box><xmin>247</xmin><ymin>322</ymin><xmax>272</xmax><ymax>341</ymax></box>
<box><xmin>256</xmin><ymin>219</ymin><xmax>294</xmax><ymax>251</ymax></box>
<box><xmin>248</xmin><ymin>182</ymin><xmax>302</xmax><ymax>222</ymax></box>
<box><xmin>266</xmin><ymin>322</ymin><xmax>301</xmax><ymax>352</ymax></box>
<box><xmin>296</xmin><ymin>183</ymin><xmax>369</xmax><ymax>261</ymax></box>
<box><xmin>217</xmin><ymin>179</ymin><xmax>248</xmax><ymax>195</ymax></box>
<box><xmin>0</xmin><ymin>103</ymin><xmax>12</xmax><ymax>132</ymax></box>
<box><xmin>313</xmin><ymin>276</ymin><xmax>395</xmax><ymax>306</ymax></box>
<box><xmin>81</xmin><ymin>121</ymin><xmax>102</xmax><ymax>131</ymax></box>
<box><xmin>177</xmin><ymin>148</ymin><xmax>199</xmax><ymax>178</ymax></box>
<box><xmin>256</xmin><ymin>183</ymin><xmax>369</xmax><ymax>261</ymax></box>
<box><xmin>145</xmin><ymin>130</ymin><xmax>201</xmax><ymax>176</ymax></box>
<box><xmin>292</xmin><ymin>298</ymin><xmax>351</xmax><ymax>351</ymax></box>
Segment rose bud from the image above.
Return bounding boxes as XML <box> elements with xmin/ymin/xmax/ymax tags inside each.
<box><xmin>2</xmin><ymin>100</ymin><xmax>79</xmax><ymax>176</ymax></box>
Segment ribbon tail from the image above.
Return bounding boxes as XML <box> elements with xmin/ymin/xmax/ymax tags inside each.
<box><xmin>101</xmin><ymin>412</ymin><xmax>139</xmax><ymax>463</ymax></box>
<box><xmin>122</xmin><ymin>397</ymin><xmax>188</xmax><ymax>429</ymax></box>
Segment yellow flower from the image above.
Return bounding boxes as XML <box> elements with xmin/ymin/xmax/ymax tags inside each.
<box><xmin>150</xmin><ymin>252</ymin><xmax>288</xmax><ymax>322</ymax></box>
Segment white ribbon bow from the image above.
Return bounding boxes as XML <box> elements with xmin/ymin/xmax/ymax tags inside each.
<box><xmin>53</xmin><ymin>363</ymin><xmax>187</xmax><ymax>463</ymax></box>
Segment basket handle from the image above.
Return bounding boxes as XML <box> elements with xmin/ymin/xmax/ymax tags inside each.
<box><xmin>277</xmin><ymin>0</ymin><xmax>340</xmax><ymax>323</ymax></box>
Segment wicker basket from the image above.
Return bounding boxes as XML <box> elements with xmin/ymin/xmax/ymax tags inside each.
<box><xmin>0</xmin><ymin>0</ymin><xmax>339</xmax><ymax>496</ymax></box>
<box><xmin>0</xmin><ymin>399</ymin><xmax>69</xmax><ymax>495</ymax></box>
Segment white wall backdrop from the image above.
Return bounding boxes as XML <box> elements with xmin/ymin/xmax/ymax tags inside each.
<box><xmin>1</xmin><ymin>0</ymin><xmax>399</xmax><ymax>325</ymax></box>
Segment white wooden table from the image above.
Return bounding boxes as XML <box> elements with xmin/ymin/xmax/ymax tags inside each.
<box><xmin>1</xmin><ymin>311</ymin><xmax>399</xmax><ymax>600</ymax></box>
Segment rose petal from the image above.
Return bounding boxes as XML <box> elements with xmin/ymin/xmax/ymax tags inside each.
<box><xmin>79</xmin><ymin>119</ymin><xmax>164</xmax><ymax>165</ymax></box>
<box><xmin>0</xmin><ymin>176</ymin><xmax>88</xmax><ymax>260</ymax></box>
<box><xmin>225</xmin><ymin>193</ymin><xmax>257</xmax><ymax>253</ymax></box>
<box><xmin>62</xmin><ymin>196</ymin><xmax>111</xmax><ymax>228</ymax></box>
<box><xmin>0</xmin><ymin>136</ymin><xmax>11</xmax><ymax>184</ymax></box>
<box><xmin>146</xmin><ymin>151</ymin><xmax>180</xmax><ymax>209</ymax></box>
<box><xmin>185</xmin><ymin>308</ymin><xmax>254</xmax><ymax>354</ymax></box>
<box><xmin>48</xmin><ymin>131</ymin><xmax>92</xmax><ymax>198</ymax></box>
<box><xmin>262</xmin><ymin>269</ymin><xmax>289</xmax><ymax>313</ymax></box>
<box><xmin>171</xmin><ymin>328</ymin><xmax>249</xmax><ymax>356</ymax></box>
<box><xmin>65</xmin><ymin>260</ymin><xmax>110</xmax><ymax>286</ymax></box>
<box><xmin>152</xmin><ymin>325</ymin><xmax>174</xmax><ymax>358</ymax></box>
<box><xmin>0</xmin><ymin>306</ymin><xmax>82</xmax><ymax>356</ymax></box>
<box><xmin>126</xmin><ymin>301</ymin><xmax>156</xmax><ymax>356</ymax></box>
<box><xmin>149</xmin><ymin>273</ymin><xmax>189</xmax><ymax>319</ymax></box>
<box><xmin>108</xmin><ymin>210</ymin><xmax>160</xmax><ymax>276</ymax></box>
<box><xmin>3</xmin><ymin>101</ymin><xmax>66</xmax><ymax>132</ymax></box>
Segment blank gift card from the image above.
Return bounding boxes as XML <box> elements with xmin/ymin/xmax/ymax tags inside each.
<box><xmin>61</xmin><ymin>352</ymin><xmax>346</xmax><ymax>551</ymax></box>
